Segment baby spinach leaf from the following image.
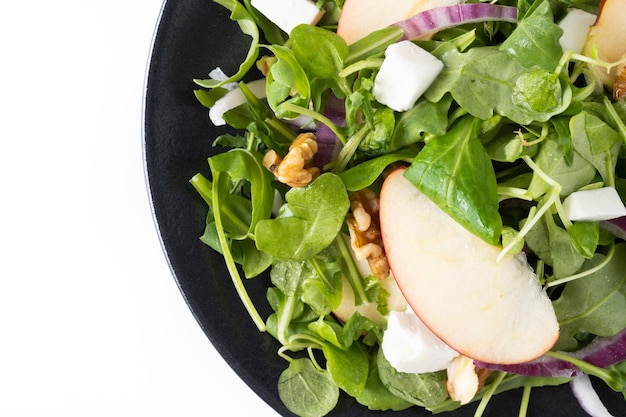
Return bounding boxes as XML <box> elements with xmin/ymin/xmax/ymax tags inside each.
<box><xmin>553</xmin><ymin>244</ymin><xmax>626</xmax><ymax>351</ymax></box>
<box><xmin>255</xmin><ymin>173</ymin><xmax>350</xmax><ymax>260</ymax></box>
<box><xmin>499</xmin><ymin>0</ymin><xmax>563</xmax><ymax>72</ymax></box>
<box><xmin>278</xmin><ymin>358</ymin><xmax>339</xmax><ymax>417</ymax></box>
<box><xmin>404</xmin><ymin>116</ymin><xmax>502</xmax><ymax>245</ymax></box>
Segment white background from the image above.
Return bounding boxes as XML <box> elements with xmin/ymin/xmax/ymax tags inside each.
<box><xmin>0</xmin><ymin>1</ymin><xmax>278</xmax><ymax>416</ymax></box>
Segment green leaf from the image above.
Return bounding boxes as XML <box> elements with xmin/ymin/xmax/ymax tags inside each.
<box><xmin>527</xmin><ymin>136</ymin><xmax>597</xmax><ymax>198</ymax></box>
<box><xmin>323</xmin><ymin>342</ymin><xmax>370</xmax><ymax>398</ymax></box>
<box><xmin>547</xmin><ymin>216</ymin><xmax>586</xmax><ymax>278</ymax></box>
<box><xmin>278</xmin><ymin>358</ymin><xmax>339</xmax><ymax>417</ymax></box>
<box><xmin>265</xmin><ymin>44</ymin><xmax>311</xmax><ymax>118</ymax></box>
<box><xmin>426</xmin><ymin>45</ymin><xmax>570</xmax><ymax>125</ymax></box>
<box><xmin>345</xmin><ymin>26</ymin><xmax>404</xmax><ymax>66</ymax></box>
<box><xmin>568</xmin><ymin>221</ymin><xmax>599</xmax><ymax>260</ymax></box>
<box><xmin>356</xmin><ymin>351</ymin><xmax>413</xmax><ymax>411</ymax></box>
<box><xmin>570</xmin><ymin>111</ymin><xmax>622</xmax><ymax>186</ymax></box>
<box><xmin>290</xmin><ymin>24</ymin><xmax>348</xmax><ymax>81</ymax></box>
<box><xmin>209</xmin><ymin>148</ymin><xmax>275</xmax><ymax>236</ymax></box>
<box><xmin>376</xmin><ymin>348</ymin><xmax>449</xmax><ymax>408</ymax></box>
<box><xmin>339</xmin><ymin>153</ymin><xmax>412</xmax><ymax>192</ymax></box>
<box><xmin>255</xmin><ymin>173</ymin><xmax>350</xmax><ymax>260</ymax></box>
<box><xmin>499</xmin><ymin>0</ymin><xmax>563</xmax><ymax>72</ymax></box>
<box><xmin>389</xmin><ymin>95</ymin><xmax>452</xmax><ymax>152</ymax></box>
<box><xmin>553</xmin><ymin>244</ymin><xmax>626</xmax><ymax>351</ymax></box>
<box><xmin>404</xmin><ymin>116</ymin><xmax>502</xmax><ymax>245</ymax></box>
<box><xmin>193</xmin><ymin>0</ymin><xmax>259</xmax><ymax>88</ymax></box>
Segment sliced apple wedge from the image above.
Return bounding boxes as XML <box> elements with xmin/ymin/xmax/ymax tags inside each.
<box><xmin>337</xmin><ymin>0</ymin><xmax>460</xmax><ymax>45</ymax></box>
<box><xmin>583</xmin><ymin>0</ymin><xmax>626</xmax><ymax>89</ymax></box>
<box><xmin>379</xmin><ymin>168</ymin><xmax>559</xmax><ymax>364</ymax></box>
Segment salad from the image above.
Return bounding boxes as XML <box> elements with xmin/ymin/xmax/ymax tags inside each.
<box><xmin>189</xmin><ymin>0</ymin><xmax>626</xmax><ymax>415</ymax></box>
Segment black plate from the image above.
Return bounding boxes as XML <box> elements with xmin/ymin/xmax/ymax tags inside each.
<box><xmin>143</xmin><ymin>1</ymin><xmax>624</xmax><ymax>415</ymax></box>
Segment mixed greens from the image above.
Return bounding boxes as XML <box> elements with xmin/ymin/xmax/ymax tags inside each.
<box><xmin>189</xmin><ymin>0</ymin><xmax>626</xmax><ymax>415</ymax></box>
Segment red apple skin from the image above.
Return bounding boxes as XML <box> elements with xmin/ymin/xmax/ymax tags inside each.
<box><xmin>379</xmin><ymin>167</ymin><xmax>559</xmax><ymax>365</ymax></box>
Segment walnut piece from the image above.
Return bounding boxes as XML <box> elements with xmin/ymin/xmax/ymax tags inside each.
<box><xmin>613</xmin><ymin>60</ymin><xmax>626</xmax><ymax>101</ymax></box>
<box><xmin>262</xmin><ymin>133</ymin><xmax>320</xmax><ymax>188</ymax></box>
<box><xmin>446</xmin><ymin>356</ymin><xmax>493</xmax><ymax>405</ymax></box>
<box><xmin>347</xmin><ymin>189</ymin><xmax>390</xmax><ymax>279</ymax></box>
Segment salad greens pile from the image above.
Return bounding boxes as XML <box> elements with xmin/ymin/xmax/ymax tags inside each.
<box><xmin>189</xmin><ymin>0</ymin><xmax>626</xmax><ymax>415</ymax></box>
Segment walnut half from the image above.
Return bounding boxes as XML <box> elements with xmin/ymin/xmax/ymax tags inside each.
<box><xmin>346</xmin><ymin>189</ymin><xmax>390</xmax><ymax>279</ymax></box>
<box><xmin>262</xmin><ymin>133</ymin><xmax>320</xmax><ymax>188</ymax></box>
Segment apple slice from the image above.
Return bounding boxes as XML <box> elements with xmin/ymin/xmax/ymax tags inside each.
<box><xmin>379</xmin><ymin>167</ymin><xmax>559</xmax><ymax>364</ymax></box>
<box><xmin>337</xmin><ymin>0</ymin><xmax>460</xmax><ymax>45</ymax></box>
<box><xmin>583</xmin><ymin>0</ymin><xmax>626</xmax><ymax>89</ymax></box>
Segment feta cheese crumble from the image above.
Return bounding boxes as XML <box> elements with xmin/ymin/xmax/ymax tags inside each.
<box><xmin>382</xmin><ymin>307</ymin><xmax>458</xmax><ymax>374</ymax></box>
<box><xmin>563</xmin><ymin>187</ymin><xmax>626</xmax><ymax>222</ymax></box>
<box><xmin>372</xmin><ymin>40</ymin><xmax>444</xmax><ymax>112</ymax></box>
<box><xmin>250</xmin><ymin>0</ymin><xmax>325</xmax><ymax>35</ymax></box>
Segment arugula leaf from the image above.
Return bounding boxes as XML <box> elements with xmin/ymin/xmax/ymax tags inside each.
<box><xmin>388</xmin><ymin>95</ymin><xmax>452</xmax><ymax>152</ymax></box>
<box><xmin>290</xmin><ymin>24</ymin><xmax>348</xmax><ymax>81</ymax></box>
<box><xmin>323</xmin><ymin>342</ymin><xmax>370</xmax><ymax>398</ymax></box>
<box><xmin>255</xmin><ymin>173</ymin><xmax>350</xmax><ymax>260</ymax></box>
<box><xmin>193</xmin><ymin>0</ymin><xmax>259</xmax><ymax>88</ymax></box>
<box><xmin>265</xmin><ymin>44</ymin><xmax>311</xmax><ymax>119</ymax></box>
<box><xmin>376</xmin><ymin>349</ymin><xmax>449</xmax><ymax>408</ymax></box>
<box><xmin>209</xmin><ymin>148</ymin><xmax>275</xmax><ymax>236</ymax></box>
<box><xmin>570</xmin><ymin>111</ymin><xmax>622</xmax><ymax>186</ymax></box>
<box><xmin>553</xmin><ymin>244</ymin><xmax>626</xmax><ymax>351</ymax></box>
<box><xmin>426</xmin><ymin>45</ymin><xmax>570</xmax><ymax>125</ymax></box>
<box><xmin>356</xmin><ymin>350</ymin><xmax>413</xmax><ymax>411</ymax></box>
<box><xmin>339</xmin><ymin>153</ymin><xmax>412</xmax><ymax>191</ymax></box>
<box><xmin>527</xmin><ymin>136</ymin><xmax>597</xmax><ymax>198</ymax></box>
<box><xmin>500</xmin><ymin>0</ymin><xmax>564</xmax><ymax>72</ymax></box>
<box><xmin>404</xmin><ymin>116</ymin><xmax>502</xmax><ymax>245</ymax></box>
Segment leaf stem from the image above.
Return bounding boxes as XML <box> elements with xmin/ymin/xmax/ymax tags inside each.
<box><xmin>547</xmin><ymin>242</ymin><xmax>616</xmax><ymax>287</ymax></box>
<box><xmin>211</xmin><ymin>170</ymin><xmax>266</xmax><ymax>332</ymax></box>
<box><xmin>335</xmin><ymin>234</ymin><xmax>370</xmax><ymax>305</ymax></box>
<box><xmin>474</xmin><ymin>372</ymin><xmax>507</xmax><ymax>417</ymax></box>
<box><xmin>518</xmin><ymin>385</ymin><xmax>532</xmax><ymax>417</ymax></box>
<box><xmin>280</xmin><ymin>102</ymin><xmax>347</xmax><ymax>144</ymax></box>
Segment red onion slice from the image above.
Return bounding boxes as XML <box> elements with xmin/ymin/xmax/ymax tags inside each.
<box><xmin>571</xmin><ymin>375</ymin><xmax>616</xmax><ymax>417</ymax></box>
<box><xmin>475</xmin><ymin>327</ymin><xmax>626</xmax><ymax>377</ymax></box>
<box><xmin>314</xmin><ymin>95</ymin><xmax>345</xmax><ymax>166</ymax></box>
<box><xmin>392</xmin><ymin>3</ymin><xmax>518</xmax><ymax>40</ymax></box>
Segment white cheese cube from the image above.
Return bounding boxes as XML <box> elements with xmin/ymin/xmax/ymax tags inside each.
<box><xmin>250</xmin><ymin>0</ymin><xmax>325</xmax><ymax>35</ymax></box>
<box><xmin>209</xmin><ymin>78</ymin><xmax>267</xmax><ymax>126</ymax></box>
<box><xmin>563</xmin><ymin>187</ymin><xmax>626</xmax><ymax>222</ymax></box>
<box><xmin>373</xmin><ymin>40</ymin><xmax>444</xmax><ymax>112</ymax></box>
<box><xmin>558</xmin><ymin>8</ymin><xmax>597</xmax><ymax>54</ymax></box>
<box><xmin>382</xmin><ymin>308</ymin><xmax>458</xmax><ymax>374</ymax></box>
